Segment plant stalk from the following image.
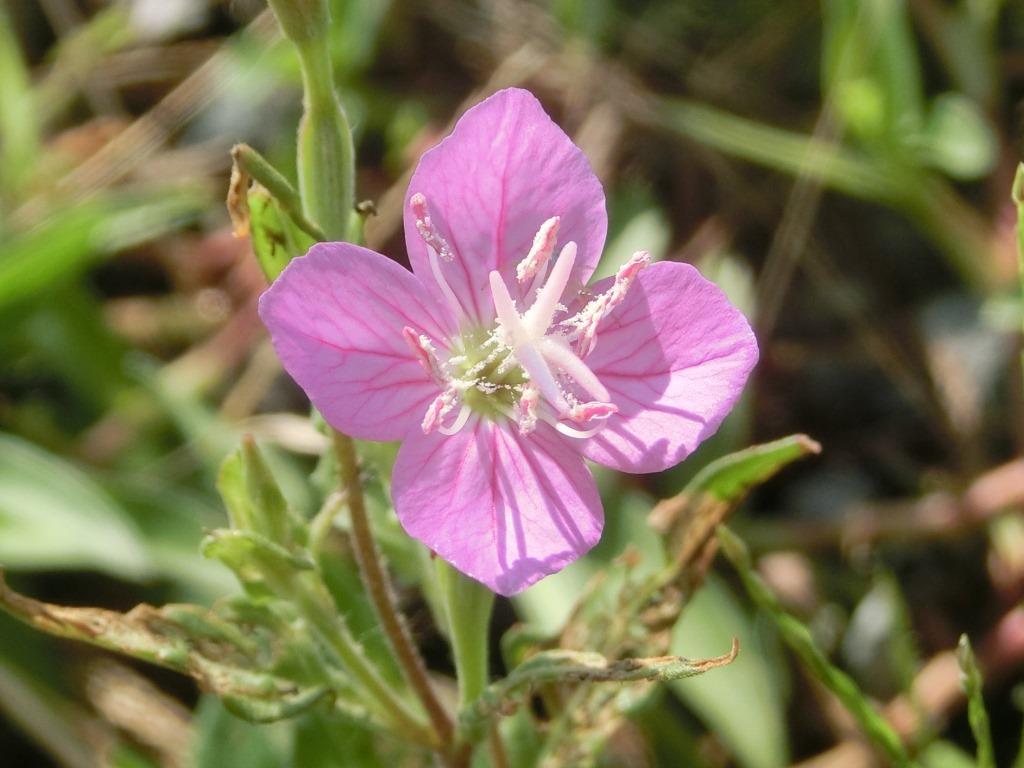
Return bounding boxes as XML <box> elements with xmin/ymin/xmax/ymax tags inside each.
<box><xmin>332</xmin><ymin>430</ymin><xmax>456</xmax><ymax>751</ymax></box>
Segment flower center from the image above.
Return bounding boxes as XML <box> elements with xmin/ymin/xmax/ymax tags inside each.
<box><xmin>404</xmin><ymin>193</ymin><xmax>649</xmax><ymax>438</ymax></box>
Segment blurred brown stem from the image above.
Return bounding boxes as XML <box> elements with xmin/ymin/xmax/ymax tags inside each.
<box><xmin>743</xmin><ymin>457</ymin><xmax>1024</xmax><ymax>553</ymax></box>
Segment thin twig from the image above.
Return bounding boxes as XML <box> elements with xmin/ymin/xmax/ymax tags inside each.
<box><xmin>331</xmin><ymin>430</ymin><xmax>456</xmax><ymax>752</ymax></box>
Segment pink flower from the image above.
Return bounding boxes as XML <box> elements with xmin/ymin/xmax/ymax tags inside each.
<box><xmin>259</xmin><ymin>88</ymin><xmax>758</xmax><ymax>595</ymax></box>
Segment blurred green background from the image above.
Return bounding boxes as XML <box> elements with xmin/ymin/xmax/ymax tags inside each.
<box><xmin>2</xmin><ymin>0</ymin><xmax>1024</xmax><ymax>765</ymax></box>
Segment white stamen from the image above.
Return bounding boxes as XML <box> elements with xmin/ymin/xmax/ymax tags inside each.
<box><xmin>402</xmin><ymin>327</ymin><xmax>445</xmax><ymax>384</ymax></box>
<box><xmin>568</xmin><ymin>401</ymin><xmax>618</xmax><ymax>423</ymax></box>
<box><xmin>516</xmin><ymin>217</ymin><xmax>560</xmax><ymax>283</ymax></box>
<box><xmin>428</xmin><ymin>243</ymin><xmax>464</xmax><ymax>321</ymax></box>
<box><xmin>411</xmin><ymin>212</ymin><xmax>633</xmax><ymax>439</ymax></box>
<box><xmin>422</xmin><ymin>389</ymin><xmax>458</xmax><ymax>434</ymax></box>
<box><xmin>438</xmin><ymin>403</ymin><xmax>471</xmax><ymax>435</ymax></box>
<box><xmin>537</xmin><ymin>336</ymin><xmax>610</xmax><ymax>403</ymax></box>
<box><xmin>410</xmin><ymin>193</ymin><xmax>454</xmax><ymax>262</ymax></box>
<box><xmin>565</xmin><ymin>250</ymin><xmax>649</xmax><ymax>357</ymax></box>
<box><xmin>489</xmin><ymin>272</ymin><xmax>529</xmax><ymax>348</ymax></box>
<box><xmin>524</xmin><ymin>242</ymin><xmax>576</xmax><ymax>337</ymax></box>
<box><xmin>554</xmin><ymin>420</ymin><xmax>606</xmax><ymax>439</ymax></box>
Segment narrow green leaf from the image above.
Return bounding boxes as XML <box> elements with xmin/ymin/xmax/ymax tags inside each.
<box><xmin>0</xmin><ymin>577</ymin><xmax>339</xmax><ymax>726</ymax></box>
<box><xmin>218</xmin><ymin>450</ymin><xmax>255</xmax><ymax>532</ymax></box>
<box><xmin>241</xmin><ymin>436</ymin><xmax>299</xmax><ymax>546</ymax></box>
<box><xmin>957</xmin><ymin>635</ymin><xmax>995</xmax><ymax>768</ymax></box>
<box><xmin>0</xmin><ymin>189</ymin><xmax>204</xmax><ymax>311</ymax></box>
<box><xmin>1012</xmin><ymin>163</ymin><xmax>1024</xmax><ymax>383</ymax></box>
<box><xmin>685</xmin><ymin>433</ymin><xmax>821</xmax><ymax>501</ymax></box>
<box><xmin>670</xmin><ymin>577</ymin><xmax>789</xmax><ymax>768</ymax></box>
<box><xmin>459</xmin><ymin>642</ymin><xmax>737</xmax><ymax>744</ymax></box>
<box><xmin>656</xmin><ymin>98</ymin><xmax>903</xmax><ymax>205</ymax></box>
<box><xmin>0</xmin><ymin>4</ymin><xmax>39</xmax><ymax>194</ymax></box>
<box><xmin>717</xmin><ymin>526</ymin><xmax>911</xmax><ymax>767</ymax></box>
<box><xmin>230</xmin><ymin>143</ymin><xmax>325</xmax><ymax>242</ymax></box>
<box><xmin>200</xmin><ymin>528</ymin><xmax>314</xmax><ymax>598</ymax></box>
<box><xmin>0</xmin><ymin>433</ymin><xmax>151</xmax><ymax>579</ymax></box>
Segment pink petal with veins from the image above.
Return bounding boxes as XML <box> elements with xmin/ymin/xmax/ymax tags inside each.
<box><xmin>404</xmin><ymin>88</ymin><xmax>607</xmax><ymax>323</ymax></box>
<box><xmin>259</xmin><ymin>242</ymin><xmax>452</xmax><ymax>441</ymax></box>
<box><xmin>392</xmin><ymin>417</ymin><xmax>602</xmax><ymax>595</ymax></box>
<box><xmin>581</xmin><ymin>261</ymin><xmax>759</xmax><ymax>473</ymax></box>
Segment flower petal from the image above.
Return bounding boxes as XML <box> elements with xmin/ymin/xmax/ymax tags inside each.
<box><xmin>404</xmin><ymin>88</ymin><xmax>607</xmax><ymax>324</ymax></box>
<box><xmin>392</xmin><ymin>418</ymin><xmax>602</xmax><ymax>595</ymax></box>
<box><xmin>259</xmin><ymin>242</ymin><xmax>452</xmax><ymax>441</ymax></box>
<box><xmin>581</xmin><ymin>261</ymin><xmax>759</xmax><ymax>473</ymax></box>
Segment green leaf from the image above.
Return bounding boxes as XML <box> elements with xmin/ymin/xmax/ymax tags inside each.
<box><xmin>218</xmin><ymin>450</ymin><xmax>255</xmax><ymax>532</ymax></box>
<box><xmin>919</xmin><ymin>740</ymin><xmax>979</xmax><ymax>768</ymax></box>
<box><xmin>292</xmin><ymin>709</ymin><xmax>384</xmax><ymax>768</ymax></box>
<box><xmin>958</xmin><ymin>635</ymin><xmax>996</xmax><ymax>768</ymax></box>
<box><xmin>684</xmin><ymin>433</ymin><xmax>821</xmax><ymax>501</ymax></box>
<box><xmin>192</xmin><ymin>696</ymin><xmax>286</xmax><ymax>768</ymax></box>
<box><xmin>670</xmin><ymin>577</ymin><xmax>788</xmax><ymax>768</ymax></box>
<box><xmin>822</xmin><ymin>0</ymin><xmax>925</xmax><ymax>140</ymax></box>
<box><xmin>918</xmin><ymin>93</ymin><xmax>997</xmax><ymax>180</ymax></box>
<box><xmin>246</xmin><ymin>184</ymin><xmax>317</xmax><ymax>281</ymax></box>
<box><xmin>0</xmin><ymin>577</ymin><xmax>336</xmax><ymax>725</ymax></box>
<box><xmin>0</xmin><ymin>433</ymin><xmax>151</xmax><ymax>579</ymax></box>
<box><xmin>200</xmin><ymin>529</ymin><xmax>314</xmax><ymax>598</ymax></box>
<box><xmin>241</xmin><ymin>436</ymin><xmax>304</xmax><ymax>546</ymax></box>
<box><xmin>0</xmin><ymin>3</ymin><xmax>39</xmax><ymax>195</ymax></box>
<box><xmin>0</xmin><ymin>188</ymin><xmax>204</xmax><ymax>311</ymax></box>
<box><xmin>460</xmin><ymin>641</ymin><xmax>737</xmax><ymax>744</ymax></box>
<box><xmin>1012</xmin><ymin>163</ymin><xmax>1024</xmax><ymax>382</ymax></box>
<box><xmin>717</xmin><ymin>526</ymin><xmax>912</xmax><ymax>767</ymax></box>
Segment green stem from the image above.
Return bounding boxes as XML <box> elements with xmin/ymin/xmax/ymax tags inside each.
<box><xmin>1012</xmin><ymin>164</ymin><xmax>1024</xmax><ymax>383</ymax></box>
<box><xmin>265</xmin><ymin>0</ymin><xmax>355</xmax><ymax>242</ymax></box>
<box><xmin>436</xmin><ymin>560</ymin><xmax>494</xmax><ymax>709</ymax></box>
<box><xmin>231</xmin><ymin>143</ymin><xmax>326</xmax><ymax>241</ymax></box>
<box><xmin>295</xmin><ymin>36</ymin><xmax>355</xmax><ymax>241</ymax></box>
<box><xmin>287</xmin><ymin>573</ymin><xmax>438</xmax><ymax>749</ymax></box>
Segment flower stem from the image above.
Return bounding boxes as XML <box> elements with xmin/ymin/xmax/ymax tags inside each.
<box><xmin>332</xmin><ymin>430</ymin><xmax>456</xmax><ymax>751</ymax></box>
<box><xmin>435</xmin><ymin>559</ymin><xmax>494</xmax><ymax>709</ymax></box>
<box><xmin>265</xmin><ymin>0</ymin><xmax>354</xmax><ymax>242</ymax></box>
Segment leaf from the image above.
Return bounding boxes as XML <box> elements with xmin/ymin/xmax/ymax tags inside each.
<box><xmin>918</xmin><ymin>93</ymin><xmax>997</xmax><ymax>180</ymax></box>
<box><xmin>822</xmin><ymin>0</ymin><xmax>925</xmax><ymax>140</ymax></box>
<box><xmin>717</xmin><ymin>526</ymin><xmax>912</xmax><ymax>767</ymax></box>
<box><xmin>292</xmin><ymin>709</ymin><xmax>384</xmax><ymax>768</ymax></box>
<box><xmin>0</xmin><ymin>188</ymin><xmax>204</xmax><ymax>311</ymax></box>
<box><xmin>650</xmin><ymin>434</ymin><xmax>821</xmax><ymax>588</ymax></box>
<box><xmin>200</xmin><ymin>529</ymin><xmax>314</xmax><ymax>598</ymax></box>
<box><xmin>0</xmin><ymin>575</ymin><xmax>332</xmax><ymax>724</ymax></box>
<box><xmin>459</xmin><ymin>641</ymin><xmax>738</xmax><ymax>744</ymax></box>
<box><xmin>957</xmin><ymin>635</ymin><xmax>995</xmax><ymax>768</ymax></box>
<box><xmin>919</xmin><ymin>741</ymin><xmax>979</xmax><ymax>768</ymax></box>
<box><xmin>246</xmin><ymin>184</ymin><xmax>317</xmax><ymax>282</ymax></box>
<box><xmin>684</xmin><ymin>433</ymin><xmax>821</xmax><ymax>501</ymax></box>
<box><xmin>670</xmin><ymin>577</ymin><xmax>789</xmax><ymax>768</ymax></box>
<box><xmin>0</xmin><ymin>433</ymin><xmax>152</xmax><ymax>579</ymax></box>
<box><xmin>0</xmin><ymin>2</ymin><xmax>39</xmax><ymax>194</ymax></box>
<box><xmin>192</xmin><ymin>696</ymin><xmax>286</xmax><ymax>768</ymax></box>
